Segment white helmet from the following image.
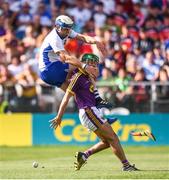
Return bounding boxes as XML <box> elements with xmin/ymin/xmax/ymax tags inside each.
<box><xmin>55</xmin><ymin>15</ymin><xmax>73</xmax><ymax>28</ymax></box>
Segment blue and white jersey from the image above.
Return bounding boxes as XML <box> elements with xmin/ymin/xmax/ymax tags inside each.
<box><xmin>39</xmin><ymin>28</ymin><xmax>78</xmax><ymax>70</ymax></box>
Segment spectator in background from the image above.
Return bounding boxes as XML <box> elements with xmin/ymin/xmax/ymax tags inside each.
<box><xmin>0</xmin><ymin>13</ymin><xmax>7</xmax><ymax>37</ymax></box>
<box><xmin>32</xmin><ymin>15</ymin><xmax>42</xmax><ymax>38</ymax></box>
<box><xmin>148</xmin><ymin>2</ymin><xmax>163</xmax><ymax>21</ymax></box>
<box><xmin>24</xmin><ymin>0</ymin><xmax>42</xmax><ymax>15</ymax></box>
<box><xmin>98</xmin><ymin>67</ymin><xmax>113</xmax><ymax>93</ymax></box>
<box><xmin>1</xmin><ymin>1</ymin><xmax>17</xmax><ymax>32</ymax></box>
<box><xmin>142</xmin><ymin>51</ymin><xmax>160</xmax><ymax>81</ymax></box>
<box><xmin>113</xmin><ymin>10</ymin><xmax>126</xmax><ymax>33</ymax></box>
<box><xmin>156</xmin><ymin>68</ymin><xmax>169</xmax><ymax>100</ymax></box>
<box><xmin>35</xmin><ymin>2</ymin><xmax>52</xmax><ymax>27</ymax></box>
<box><xmin>36</xmin><ymin>26</ymin><xmax>50</xmax><ymax>48</ymax></box>
<box><xmin>57</xmin><ymin>2</ymin><xmax>69</xmax><ymax>16</ymax></box>
<box><xmin>83</xmin><ymin>18</ymin><xmax>95</xmax><ymax>34</ymax></box>
<box><xmin>93</xmin><ymin>2</ymin><xmax>107</xmax><ymax>29</ymax></box>
<box><xmin>104</xmin><ymin>57</ymin><xmax>118</xmax><ymax>77</ymax></box>
<box><xmin>67</xmin><ymin>0</ymin><xmax>92</xmax><ymax>32</ymax></box>
<box><xmin>143</xmin><ymin>15</ymin><xmax>160</xmax><ymax>48</ymax></box>
<box><xmin>153</xmin><ymin>47</ymin><xmax>164</xmax><ymax>67</ymax></box>
<box><xmin>137</xmin><ymin>29</ymin><xmax>155</xmax><ymax>54</ymax></box>
<box><xmin>155</xmin><ymin>67</ymin><xmax>169</xmax><ymax>112</ymax></box>
<box><xmin>110</xmin><ymin>59</ymin><xmax>119</xmax><ymax>77</ymax></box>
<box><xmin>114</xmin><ymin>68</ymin><xmax>132</xmax><ymax>92</ymax></box>
<box><xmin>7</xmin><ymin>55</ymin><xmax>24</xmax><ymax>78</ymax></box>
<box><xmin>125</xmin><ymin>53</ymin><xmax>138</xmax><ymax>78</ymax></box>
<box><xmin>120</xmin><ymin>26</ymin><xmax>134</xmax><ymax>53</ymax></box>
<box><xmin>122</xmin><ymin>0</ymin><xmax>133</xmax><ymax>14</ymax></box>
<box><xmin>162</xmin><ymin>48</ymin><xmax>169</xmax><ymax>78</ymax></box>
<box><xmin>133</xmin><ymin>69</ymin><xmax>149</xmax><ymax>112</ymax></box>
<box><xmin>98</xmin><ymin>67</ymin><xmax>115</xmax><ymax>107</ymax></box>
<box><xmin>132</xmin><ymin>2</ymin><xmax>144</xmax><ymax>27</ymax></box>
<box><xmin>12</xmin><ymin>64</ymin><xmax>40</xmax><ymax>112</ymax></box>
<box><xmin>15</xmin><ymin>2</ymin><xmax>32</xmax><ymax>39</ymax></box>
<box><xmin>160</xmin><ymin>13</ymin><xmax>169</xmax><ymax>42</ymax></box>
<box><xmin>2</xmin><ymin>29</ymin><xmax>19</xmax><ymax>63</ymax></box>
<box><xmin>0</xmin><ymin>64</ymin><xmax>13</xmax><ymax>85</ymax></box>
<box><xmin>1</xmin><ymin>1</ymin><xmax>13</xmax><ymax>20</ymax></box>
<box><xmin>114</xmin><ymin>68</ymin><xmax>134</xmax><ymax>111</ymax></box>
<box><xmin>99</xmin><ymin>0</ymin><xmax>115</xmax><ymax>15</ymax></box>
<box><xmin>23</xmin><ymin>25</ymin><xmax>36</xmax><ymax>48</ymax></box>
<box><xmin>15</xmin><ymin>64</ymin><xmax>38</xmax><ymax>87</ymax></box>
<box><xmin>126</xmin><ymin>14</ymin><xmax>140</xmax><ymax>45</ymax></box>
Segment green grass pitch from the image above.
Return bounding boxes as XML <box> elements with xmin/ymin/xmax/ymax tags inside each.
<box><xmin>0</xmin><ymin>146</ymin><xmax>169</xmax><ymax>179</ymax></box>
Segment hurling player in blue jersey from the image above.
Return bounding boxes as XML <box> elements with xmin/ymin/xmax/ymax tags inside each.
<box><xmin>50</xmin><ymin>53</ymin><xmax>139</xmax><ymax>172</ymax></box>
<box><xmin>39</xmin><ymin>15</ymin><xmax>111</xmax><ymax>109</ymax></box>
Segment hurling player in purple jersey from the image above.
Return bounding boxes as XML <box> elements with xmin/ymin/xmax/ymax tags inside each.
<box><xmin>50</xmin><ymin>53</ymin><xmax>139</xmax><ymax>172</ymax></box>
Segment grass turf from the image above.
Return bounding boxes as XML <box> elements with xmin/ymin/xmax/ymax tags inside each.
<box><xmin>0</xmin><ymin>146</ymin><xmax>169</xmax><ymax>179</ymax></box>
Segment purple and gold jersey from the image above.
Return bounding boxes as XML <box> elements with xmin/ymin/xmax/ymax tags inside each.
<box><xmin>67</xmin><ymin>69</ymin><xmax>96</xmax><ymax>109</ymax></box>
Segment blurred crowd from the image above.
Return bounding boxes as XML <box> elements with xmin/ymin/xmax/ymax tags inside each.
<box><xmin>0</xmin><ymin>0</ymin><xmax>169</xmax><ymax>113</ymax></box>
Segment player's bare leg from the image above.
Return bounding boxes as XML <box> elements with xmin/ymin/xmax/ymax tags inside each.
<box><xmin>95</xmin><ymin>122</ymin><xmax>127</xmax><ymax>162</ymax></box>
<box><xmin>74</xmin><ymin>122</ymin><xmax>139</xmax><ymax>171</ymax></box>
<box><xmin>84</xmin><ymin>140</ymin><xmax>110</xmax><ymax>155</ymax></box>
<box><xmin>74</xmin><ymin>118</ymin><xmax>117</xmax><ymax>171</ymax></box>
<box><xmin>94</xmin><ymin>122</ymin><xmax>139</xmax><ymax>171</ymax></box>
<box><xmin>74</xmin><ymin>140</ymin><xmax>110</xmax><ymax>170</ymax></box>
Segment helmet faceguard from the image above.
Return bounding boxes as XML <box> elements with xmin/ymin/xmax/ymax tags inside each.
<box><xmin>81</xmin><ymin>53</ymin><xmax>99</xmax><ymax>78</ymax></box>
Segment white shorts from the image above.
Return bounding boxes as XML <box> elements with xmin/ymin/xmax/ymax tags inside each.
<box><xmin>79</xmin><ymin>107</ymin><xmax>107</xmax><ymax>132</ymax></box>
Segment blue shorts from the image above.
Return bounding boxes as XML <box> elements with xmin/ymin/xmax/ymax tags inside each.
<box><xmin>40</xmin><ymin>61</ymin><xmax>69</xmax><ymax>87</ymax></box>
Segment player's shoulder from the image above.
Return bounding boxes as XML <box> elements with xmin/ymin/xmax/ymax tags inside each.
<box><xmin>68</xmin><ymin>71</ymin><xmax>81</xmax><ymax>88</ymax></box>
<box><xmin>47</xmin><ymin>28</ymin><xmax>58</xmax><ymax>38</ymax></box>
<box><xmin>70</xmin><ymin>70</ymin><xmax>85</xmax><ymax>82</ymax></box>
<box><xmin>69</xmin><ymin>29</ymin><xmax>78</xmax><ymax>38</ymax></box>
<box><xmin>45</xmin><ymin>28</ymin><xmax>62</xmax><ymax>44</ymax></box>
<box><xmin>72</xmin><ymin>70</ymin><xmax>82</xmax><ymax>78</ymax></box>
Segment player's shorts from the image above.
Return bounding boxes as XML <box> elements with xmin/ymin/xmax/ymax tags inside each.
<box><xmin>39</xmin><ymin>61</ymin><xmax>69</xmax><ymax>87</ymax></box>
<box><xmin>79</xmin><ymin>106</ymin><xmax>107</xmax><ymax>132</ymax></box>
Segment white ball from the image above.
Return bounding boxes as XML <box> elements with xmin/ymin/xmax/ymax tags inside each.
<box><xmin>32</xmin><ymin>161</ymin><xmax>38</xmax><ymax>168</ymax></box>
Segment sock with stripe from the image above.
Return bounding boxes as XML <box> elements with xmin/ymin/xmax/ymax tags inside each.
<box><xmin>122</xmin><ymin>159</ymin><xmax>130</xmax><ymax>167</ymax></box>
<box><xmin>84</xmin><ymin>150</ymin><xmax>92</xmax><ymax>159</ymax></box>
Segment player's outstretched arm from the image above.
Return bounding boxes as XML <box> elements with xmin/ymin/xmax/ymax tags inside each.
<box><xmin>76</xmin><ymin>34</ymin><xmax>107</xmax><ymax>56</ymax></box>
<box><xmin>58</xmin><ymin>51</ymin><xmax>98</xmax><ymax>77</ymax></box>
<box><xmin>49</xmin><ymin>90</ymin><xmax>72</xmax><ymax>129</ymax></box>
<box><xmin>58</xmin><ymin>50</ymin><xmax>82</xmax><ymax>67</ymax></box>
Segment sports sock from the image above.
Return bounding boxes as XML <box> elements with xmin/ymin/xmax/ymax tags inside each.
<box><xmin>122</xmin><ymin>159</ymin><xmax>130</xmax><ymax>167</ymax></box>
<box><xmin>84</xmin><ymin>150</ymin><xmax>92</xmax><ymax>159</ymax></box>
